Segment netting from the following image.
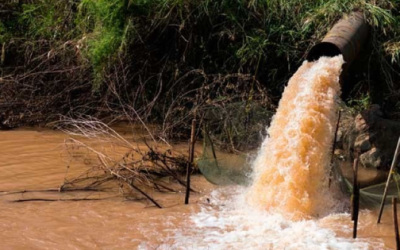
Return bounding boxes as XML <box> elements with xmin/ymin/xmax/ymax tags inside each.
<box><xmin>197</xmin><ymin>130</ymin><xmax>253</xmax><ymax>185</ymax></box>
<box><xmin>347</xmin><ymin>174</ymin><xmax>400</xmax><ymax>206</ymax></box>
<box><xmin>197</xmin><ymin>101</ymin><xmax>271</xmax><ymax>185</ymax></box>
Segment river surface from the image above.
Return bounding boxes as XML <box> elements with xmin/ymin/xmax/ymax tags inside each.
<box><xmin>0</xmin><ymin>128</ymin><xmax>399</xmax><ymax>249</ymax></box>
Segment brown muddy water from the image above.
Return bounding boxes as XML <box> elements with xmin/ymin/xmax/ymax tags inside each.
<box><xmin>0</xmin><ymin>127</ymin><xmax>216</xmax><ymax>249</ymax></box>
<box><xmin>0</xmin><ymin>127</ymin><xmax>399</xmax><ymax>249</ymax></box>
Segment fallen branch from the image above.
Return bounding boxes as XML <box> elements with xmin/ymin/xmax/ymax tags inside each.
<box><xmin>11</xmin><ymin>197</ymin><xmax>117</xmax><ymax>203</ymax></box>
<box><xmin>97</xmin><ymin>155</ymin><xmax>163</xmax><ymax>209</ymax></box>
<box><xmin>54</xmin><ymin>118</ymin><xmax>195</xmax><ymax>208</ymax></box>
<box><xmin>0</xmin><ymin>187</ymin><xmax>110</xmax><ymax>196</ymax></box>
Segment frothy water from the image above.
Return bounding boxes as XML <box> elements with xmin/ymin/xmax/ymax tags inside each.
<box><xmin>248</xmin><ymin>56</ymin><xmax>343</xmax><ymax>218</ymax></box>
<box><xmin>152</xmin><ymin>56</ymin><xmax>386</xmax><ymax>249</ymax></box>
<box><xmin>154</xmin><ymin>188</ymin><xmax>384</xmax><ymax>250</ymax></box>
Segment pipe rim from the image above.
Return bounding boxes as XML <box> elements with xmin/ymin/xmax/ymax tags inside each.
<box><xmin>306</xmin><ymin>42</ymin><xmax>342</xmax><ymax>62</ymax></box>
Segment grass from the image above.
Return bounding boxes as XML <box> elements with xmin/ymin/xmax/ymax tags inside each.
<box><xmin>348</xmin><ymin>93</ymin><xmax>372</xmax><ymax>113</ymax></box>
<box><xmin>8</xmin><ymin>0</ymin><xmax>400</xmax><ymax>80</ymax></box>
<box><xmin>76</xmin><ymin>0</ymin><xmax>131</xmax><ymax>88</ymax></box>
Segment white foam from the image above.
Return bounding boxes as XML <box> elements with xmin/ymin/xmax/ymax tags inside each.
<box><xmin>154</xmin><ymin>188</ymin><xmax>384</xmax><ymax>250</ymax></box>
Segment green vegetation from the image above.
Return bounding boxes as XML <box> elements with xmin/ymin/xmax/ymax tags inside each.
<box><xmin>1</xmin><ymin>0</ymin><xmax>400</xmax><ymax>129</ymax></box>
<box><xmin>348</xmin><ymin>93</ymin><xmax>372</xmax><ymax>113</ymax></box>
<box><xmin>76</xmin><ymin>0</ymin><xmax>131</xmax><ymax>87</ymax></box>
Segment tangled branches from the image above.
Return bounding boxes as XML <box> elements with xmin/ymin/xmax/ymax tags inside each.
<box><xmin>0</xmin><ymin>38</ymin><xmax>93</xmax><ymax>127</ymax></box>
<box><xmin>160</xmin><ymin>69</ymin><xmax>274</xmax><ymax>152</ymax></box>
<box><xmin>59</xmin><ymin>118</ymin><xmax>194</xmax><ymax>208</ymax></box>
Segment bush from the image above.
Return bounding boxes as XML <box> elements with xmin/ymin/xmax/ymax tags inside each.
<box><xmin>1</xmin><ymin>0</ymin><xmax>400</xmax><ymax>127</ymax></box>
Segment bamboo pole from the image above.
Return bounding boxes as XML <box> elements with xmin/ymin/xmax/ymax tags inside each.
<box><xmin>353</xmin><ymin>182</ymin><xmax>360</xmax><ymax>239</ymax></box>
<box><xmin>185</xmin><ymin>119</ymin><xmax>196</xmax><ymax>205</ymax></box>
<box><xmin>393</xmin><ymin>197</ymin><xmax>400</xmax><ymax>250</ymax></box>
<box><xmin>378</xmin><ymin>137</ymin><xmax>400</xmax><ymax>224</ymax></box>
<box><xmin>351</xmin><ymin>155</ymin><xmax>359</xmax><ymax>221</ymax></box>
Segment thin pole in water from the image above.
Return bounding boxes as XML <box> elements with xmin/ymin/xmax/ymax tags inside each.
<box><xmin>393</xmin><ymin>197</ymin><xmax>400</xmax><ymax>250</ymax></box>
<box><xmin>185</xmin><ymin>118</ymin><xmax>196</xmax><ymax>205</ymax></box>
<box><xmin>329</xmin><ymin>110</ymin><xmax>341</xmax><ymax>188</ymax></box>
<box><xmin>353</xmin><ymin>182</ymin><xmax>360</xmax><ymax>239</ymax></box>
<box><xmin>378</xmin><ymin>137</ymin><xmax>400</xmax><ymax>224</ymax></box>
<box><xmin>351</xmin><ymin>154</ymin><xmax>359</xmax><ymax>221</ymax></box>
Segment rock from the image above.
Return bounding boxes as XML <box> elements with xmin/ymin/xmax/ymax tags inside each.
<box><xmin>366</xmin><ymin>104</ymin><xmax>384</xmax><ymax>117</ymax></box>
<box><xmin>335</xmin><ymin>107</ymin><xmax>355</xmax><ymax>152</ymax></box>
<box><xmin>354</xmin><ymin>113</ymin><xmax>368</xmax><ymax>132</ymax></box>
<box><xmin>360</xmin><ymin>147</ymin><xmax>382</xmax><ymax>168</ymax></box>
<box><xmin>337</xmin><ymin>104</ymin><xmax>400</xmax><ymax>170</ymax></box>
<box><xmin>354</xmin><ymin>105</ymin><xmax>383</xmax><ymax>132</ymax></box>
<box><xmin>354</xmin><ymin>133</ymin><xmax>371</xmax><ymax>152</ymax></box>
<box><xmin>334</xmin><ymin>149</ymin><xmax>346</xmax><ymax>160</ymax></box>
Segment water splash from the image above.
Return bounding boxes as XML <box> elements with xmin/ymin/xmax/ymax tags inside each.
<box><xmin>247</xmin><ymin>56</ymin><xmax>344</xmax><ymax>219</ymax></box>
<box><xmin>150</xmin><ymin>56</ymin><xmax>388</xmax><ymax>249</ymax></box>
<box><xmin>153</xmin><ymin>188</ymin><xmax>385</xmax><ymax>250</ymax></box>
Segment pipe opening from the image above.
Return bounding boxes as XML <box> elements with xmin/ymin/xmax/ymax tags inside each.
<box><xmin>306</xmin><ymin>42</ymin><xmax>342</xmax><ymax>62</ymax></box>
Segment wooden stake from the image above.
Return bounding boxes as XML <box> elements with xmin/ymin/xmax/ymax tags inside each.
<box><xmin>351</xmin><ymin>155</ymin><xmax>359</xmax><ymax>221</ymax></box>
<box><xmin>393</xmin><ymin>197</ymin><xmax>400</xmax><ymax>250</ymax></box>
<box><xmin>185</xmin><ymin>119</ymin><xmax>196</xmax><ymax>205</ymax></box>
<box><xmin>332</xmin><ymin>110</ymin><xmax>342</xmax><ymax>158</ymax></box>
<box><xmin>378</xmin><ymin>137</ymin><xmax>400</xmax><ymax>223</ymax></box>
<box><xmin>353</xmin><ymin>182</ymin><xmax>360</xmax><ymax>239</ymax></box>
<box><xmin>329</xmin><ymin>110</ymin><xmax>342</xmax><ymax>187</ymax></box>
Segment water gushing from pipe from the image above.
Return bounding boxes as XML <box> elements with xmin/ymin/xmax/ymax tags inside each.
<box><xmin>247</xmin><ymin>56</ymin><xmax>344</xmax><ymax>219</ymax></box>
<box><xmin>154</xmin><ymin>55</ymin><xmax>387</xmax><ymax>249</ymax></box>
